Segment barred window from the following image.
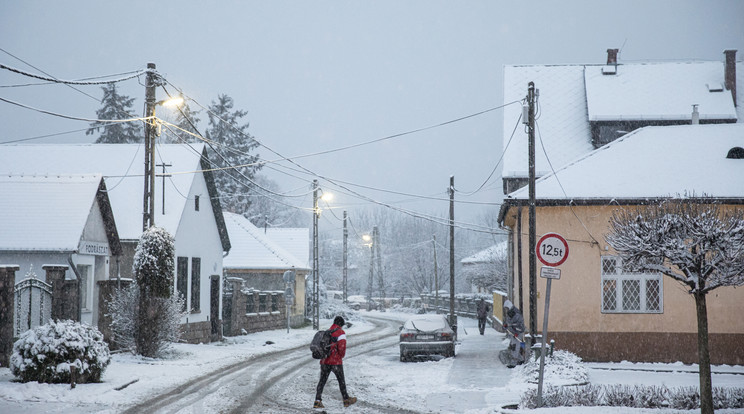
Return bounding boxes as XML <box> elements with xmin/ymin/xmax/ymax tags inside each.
<box><xmin>601</xmin><ymin>256</ymin><xmax>662</xmax><ymax>314</ymax></box>
<box><xmin>246</xmin><ymin>292</ymin><xmax>255</xmax><ymax>314</ymax></box>
<box><xmin>259</xmin><ymin>294</ymin><xmax>268</xmax><ymax>313</ymax></box>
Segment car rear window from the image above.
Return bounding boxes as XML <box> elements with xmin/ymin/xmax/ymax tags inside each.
<box><xmin>404</xmin><ymin>316</ymin><xmax>447</xmax><ymax>331</ymax></box>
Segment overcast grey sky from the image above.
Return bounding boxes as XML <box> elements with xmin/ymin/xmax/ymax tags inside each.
<box><xmin>1</xmin><ymin>1</ymin><xmax>743</xmax><ymax>231</ymax></box>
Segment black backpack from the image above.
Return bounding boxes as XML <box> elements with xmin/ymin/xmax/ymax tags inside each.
<box><xmin>310</xmin><ymin>328</ymin><xmax>339</xmax><ymax>359</ymax></box>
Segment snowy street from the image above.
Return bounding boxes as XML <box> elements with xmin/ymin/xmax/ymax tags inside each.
<box><xmin>2</xmin><ymin>312</ymin><xmax>743</xmax><ymax>413</ymax></box>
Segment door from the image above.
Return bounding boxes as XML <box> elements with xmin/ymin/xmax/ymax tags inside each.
<box><xmin>210</xmin><ymin>275</ymin><xmax>220</xmax><ymax>340</ymax></box>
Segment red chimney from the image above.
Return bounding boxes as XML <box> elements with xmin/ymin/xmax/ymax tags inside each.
<box><xmin>724</xmin><ymin>49</ymin><xmax>737</xmax><ymax>106</ymax></box>
<box><xmin>607</xmin><ymin>49</ymin><xmax>619</xmax><ymax>65</ymax></box>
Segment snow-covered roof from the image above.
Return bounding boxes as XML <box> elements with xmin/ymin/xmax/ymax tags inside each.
<box><xmin>461</xmin><ymin>241</ymin><xmax>508</xmax><ymax>264</ymax></box>
<box><xmin>585</xmin><ymin>61</ymin><xmax>737</xmax><ymax>122</ymax></box>
<box><xmin>0</xmin><ymin>143</ymin><xmax>218</xmax><ymax>242</ymax></box>
<box><xmin>264</xmin><ymin>227</ymin><xmax>310</xmax><ymax>268</ymax></box>
<box><xmin>502</xmin><ymin>64</ymin><xmax>594</xmax><ymax>178</ymax></box>
<box><xmin>502</xmin><ymin>59</ymin><xmax>743</xmax><ymax>180</ymax></box>
<box><xmin>0</xmin><ymin>174</ymin><xmax>103</xmax><ymax>251</ymax></box>
<box><xmin>223</xmin><ymin>212</ymin><xmax>310</xmax><ymax>271</ymax></box>
<box><xmin>506</xmin><ymin>123</ymin><xmax>744</xmax><ymax>200</ymax></box>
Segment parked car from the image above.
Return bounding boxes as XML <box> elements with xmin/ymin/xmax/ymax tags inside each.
<box><xmin>399</xmin><ymin>314</ymin><xmax>455</xmax><ymax>361</ymax></box>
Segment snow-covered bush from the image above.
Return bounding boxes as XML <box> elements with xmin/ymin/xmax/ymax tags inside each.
<box><xmin>320</xmin><ymin>300</ymin><xmax>362</xmax><ymax>323</ymax></box>
<box><xmin>513</xmin><ymin>349</ymin><xmax>588</xmax><ymax>386</ymax></box>
<box><xmin>106</xmin><ymin>282</ymin><xmax>185</xmax><ymax>356</ymax></box>
<box><xmin>521</xmin><ymin>385</ymin><xmax>602</xmax><ymax>408</ymax></box>
<box><xmin>10</xmin><ymin>319</ymin><xmax>110</xmax><ymax>383</ymax></box>
<box><xmin>133</xmin><ymin>226</ymin><xmax>175</xmax><ymax>298</ymax></box>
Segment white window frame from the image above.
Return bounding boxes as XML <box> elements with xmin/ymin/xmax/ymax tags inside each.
<box><xmin>601</xmin><ymin>256</ymin><xmax>663</xmax><ymax>314</ymax></box>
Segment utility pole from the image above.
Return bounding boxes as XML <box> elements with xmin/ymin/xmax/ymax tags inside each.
<box><xmin>156</xmin><ymin>162</ymin><xmax>171</xmax><ymax>215</ymax></box>
<box><xmin>448</xmin><ymin>176</ymin><xmax>456</xmax><ymax>334</ymax></box>
<box><xmin>527</xmin><ymin>82</ymin><xmax>537</xmax><ymax>345</ymax></box>
<box><xmin>312</xmin><ymin>179</ymin><xmax>319</xmax><ymax>330</ymax></box>
<box><xmin>142</xmin><ymin>62</ymin><xmax>157</xmax><ymax>231</ymax></box>
<box><xmin>343</xmin><ymin>211</ymin><xmax>348</xmax><ymax>304</ymax></box>
<box><xmin>367</xmin><ymin>230</ymin><xmax>374</xmax><ymax>311</ymax></box>
<box><xmin>433</xmin><ymin>235</ymin><xmax>438</xmax><ymax>314</ymax></box>
<box><xmin>374</xmin><ymin>226</ymin><xmax>384</xmax><ymax>304</ymax></box>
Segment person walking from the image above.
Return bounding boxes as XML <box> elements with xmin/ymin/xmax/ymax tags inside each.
<box><xmin>476</xmin><ymin>298</ymin><xmax>490</xmax><ymax>335</ymax></box>
<box><xmin>314</xmin><ymin>316</ymin><xmax>357</xmax><ymax>409</ymax></box>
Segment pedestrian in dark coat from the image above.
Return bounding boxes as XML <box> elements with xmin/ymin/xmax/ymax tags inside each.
<box><xmin>314</xmin><ymin>316</ymin><xmax>357</xmax><ymax>409</ymax></box>
<box><xmin>476</xmin><ymin>298</ymin><xmax>490</xmax><ymax>335</ymax></box>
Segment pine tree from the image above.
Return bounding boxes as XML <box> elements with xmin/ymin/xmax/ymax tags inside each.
<box><xmin>205</xmin><ymin>94</ymin><xmax>262</xmax><ymax>214</ymax></box>
<box><xmin>86</xmin><ymin>84</ymin><xmax>143</xmax><ymax>143</ymax></box>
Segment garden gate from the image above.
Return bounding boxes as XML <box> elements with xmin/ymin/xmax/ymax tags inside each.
<box><xmin>14</xmin><ymin>277</ymin><xmax>52</xmax><ymax>336</ymax></box>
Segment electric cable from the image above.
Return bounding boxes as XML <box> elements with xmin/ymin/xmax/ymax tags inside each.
<box><xmin>0</xmin><ymin>63</ymin><xmax>147</xmax><ymax>85</ymax></box>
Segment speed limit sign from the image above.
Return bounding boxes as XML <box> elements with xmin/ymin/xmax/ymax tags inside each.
<box><xmin>536</xmin><ymin>233</ymin><xmax>569</xmax><ymax>267</ymax></box>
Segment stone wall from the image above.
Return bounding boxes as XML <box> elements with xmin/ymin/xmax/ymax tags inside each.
<box><xmin>181</xmin><ymin>320</ymin><xmax>213</xmax><ymax>344</ymax></box>
<box><xmin>0</xmin><ymin>265</ymin><xmax>19</xmax><ymax>367</ymax></box>
<box><xmin>225</xmin><ymin>278</ymin><xmax>288</xmax><ymax>336</ymax></box>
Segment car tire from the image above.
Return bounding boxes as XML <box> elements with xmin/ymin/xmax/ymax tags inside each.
<box><xmin>400</xmin><ymin>354</ymin><xmax>408</xmax><ymax>362</ymax></box>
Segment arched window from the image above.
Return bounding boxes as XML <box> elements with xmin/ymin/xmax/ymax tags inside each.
<box><xmin>726</xmin><ymin>147</ymin><xmax>744</xmax><ymax>159</ymax></box>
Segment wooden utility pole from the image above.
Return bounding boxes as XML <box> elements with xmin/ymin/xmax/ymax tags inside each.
<box><xmin>374</xmin><ymin>226</ymin><xmax>384</xmax><ymax>302</ymax></box>
<box><xmin>449</xmin><ymin>176</ymin><xmax>456</xmax><ymax>333</ymax></box>
<box><xmin>142</xmin><ymin>63</ymin><xmax>157</xmax><ymax>231</ymax></box>
<box><xmin>312</xmin><ymin>179</ymin><xmax>319</xmax><ymax>330</ymax></box>
<box><xmin>432</xmin><ymin>235</ymin><xmax>438</xmax><ymax>313</ymax></box>
<box><xmin>343</xmin><ymin>211</ymin><xmax>348</xmax><ymax>304</ymax></box>
<box><xmin>527</xmin><ymin>82</ymin><xmax>537</xmax><ymax>344</ymax></box>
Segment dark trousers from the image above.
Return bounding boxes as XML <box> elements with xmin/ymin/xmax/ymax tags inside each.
<box><xmin>478</xmin><ymin>317</ymin><xmax>487</xmax><ymax>334</ymax></box>
<box><xmin>315</xmin><ymin>364</ymin><xmax>349</xmax><ymax>401</ymax></box>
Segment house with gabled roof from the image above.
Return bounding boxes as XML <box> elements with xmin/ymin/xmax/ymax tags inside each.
<box><xmin>222</xmin><ymin>212</ymin><xmax>309</xmax><ymax>331</ymax></box>
<box><xmin>0</xmin><ymin>174</ymin><xmax>120</xmax><ymax>331</ymax></box>
<box><xmin>498</xmin><ymin>123</ymin><xmax>744</xmax><ymax>364</ymax></box>
<box><xmin>0</xmin><ymin>143</ymin><xmax>230</xmax><ymax>343</ymax></box>
<box><xmin>502</xmin><ymin>49</ymin><xmax>741</xmax><ymax>194</ymax></box>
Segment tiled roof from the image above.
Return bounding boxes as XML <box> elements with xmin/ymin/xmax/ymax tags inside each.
<box><xmin>461</xmin><ymin>241</ymin><xmax>508</xmax><ymax>264</ymax></box>
<box><xmin>0</xmin><ymin>174</ymin><xmax>102</xmax><ymax>251</ymax></box>
<box><xmin>265</xmin><ymin>228</ymin><xmax>310</xmax><ymax>268</ymax></box>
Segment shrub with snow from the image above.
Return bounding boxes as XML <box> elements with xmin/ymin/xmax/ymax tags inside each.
<box><xmin>132</xmin><ymin>226</ymin><xmax>175</xmax><ymax>298</ymax></box>
<box><xmin>513</xmin><ymin>349</ymin><xmax>588</xmax><ymax>386</ymax></box>
<box><xmin>10</xmin><ymin>319</ymin><xmax>110</xmax><ymax>384</ymax></box>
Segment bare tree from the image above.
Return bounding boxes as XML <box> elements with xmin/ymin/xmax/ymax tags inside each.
<box><xmin>606</xmin><ymin>199</ymin><xmax>744</xmax><ymax>414</ymax></box>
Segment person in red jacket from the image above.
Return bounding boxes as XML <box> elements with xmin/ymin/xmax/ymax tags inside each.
<box><xmin>314</xmin><ymin>316</ymin><xmax>357</xmax><ymax>409</ymax></box>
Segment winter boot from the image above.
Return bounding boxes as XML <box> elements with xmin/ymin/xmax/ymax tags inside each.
<box><xmin>343</xmin><ymin>397</ymin><xmax>357</xmax><ymax>407</ymax></box>
<box><xmin>313</xmin><ymin>400</ymin><xmax>324</xmax><ymax>408</ymax></box>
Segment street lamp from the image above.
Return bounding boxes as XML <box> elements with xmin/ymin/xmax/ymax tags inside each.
<box><xmin>311</xmin><ymin>180</ymin><xmax>333</xmax><ymax>330</ymax></box>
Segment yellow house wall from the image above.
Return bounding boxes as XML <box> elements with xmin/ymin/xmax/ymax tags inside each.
<box><xmin>503</xmin><ymin>204</ymin><xmax>744</xmax><ymax>336</ymax></box>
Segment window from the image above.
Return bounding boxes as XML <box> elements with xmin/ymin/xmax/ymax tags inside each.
<box><xmin>77</xmin><ymin>264</ymin><xmax>92</xmax><ymax>311</ymax></box>
<box><xmin>195</xmin><ymin>195</ymin><xmax>200</xmax><ymax>211</ymax></box>
<box><xmin>177</xmin><ymin>257</ymin><xmax>188</xmax><ymax>311</ymax></box>
<box><xmin>191</xmin><ymin>257</ymin><xmax>201</xmax><ymax>312</ymax></box>
<box><xmin>259</xmin><ymin>294</ymin><xmax>267</xmax><ymax>313</ymax></box>
<box><xmin>245</xmin><ymin>291</ymin><xmax>255</xmax><ymax>314</ymax></box>
<box><xmin>601</xmin><ymin>256</ymin><xmax>662</xmax><ymax>313</ymax></box>
<box><xmin>271</xmin><ymin>294</ymin><xmax>278</xmax><ymax>312</ymax></box>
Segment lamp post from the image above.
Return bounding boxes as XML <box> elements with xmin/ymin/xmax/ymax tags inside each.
<box><xmin>363</xmin><ymin>234</ymin><xmax>373</xmax><ymax>311</ymax></box>
<box><xmin>141</xmin><ymin>62</ymin><xmax>183</xmax><ymax>231</ymax></box>
<box><xmin>311</xmin><ymin>180</ymin><xmax>332</xmax><ymax>330</ymax></box>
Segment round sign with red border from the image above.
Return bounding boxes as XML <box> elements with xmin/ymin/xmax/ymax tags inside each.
<box><xmin>536</xmin><ymin>233</ymin><xmax>569</xmax><ymax>267</ymax></box>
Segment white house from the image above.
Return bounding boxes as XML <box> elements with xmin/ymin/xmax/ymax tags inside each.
<box><xmin>0</xmin><ymin>143</ymin><xmax>230</xmax><ymax>343</ymax></box>
<box><xmin>0</xmin><ymin>174</ymin><xmax>120</xmax><ymax>330</ymax></box>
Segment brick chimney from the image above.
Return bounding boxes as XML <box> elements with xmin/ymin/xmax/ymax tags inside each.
<box><xmin>724</xmin><ymin>49</ymin><xmax>737</xmax><ymax>106</ymax></box>
<box><xmin>607</xmin><ymin>49</ymin><xmax>619</xmax><ymax>65</ymax></box>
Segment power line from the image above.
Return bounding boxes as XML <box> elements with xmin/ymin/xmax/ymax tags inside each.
<box><xmin>0</xmin><ymin>63</ymin><xmax>147</xmax><ymax>86</ymax></box>
<box><xmin>0</xmin><ymin>95</ymin><xmax>152</xmax><ymax>124</ymax></box>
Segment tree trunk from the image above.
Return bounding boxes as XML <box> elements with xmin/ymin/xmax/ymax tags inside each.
<box><xmin>694</xmin><ymin>292</ymin><xmax>713</xmax><ymax>414</ymax></box>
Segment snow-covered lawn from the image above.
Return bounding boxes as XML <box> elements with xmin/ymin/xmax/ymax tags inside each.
<box><xmin>1</xmin><ymin>311</ymin><xmax>742</xmax><ymax>413</ymax></box>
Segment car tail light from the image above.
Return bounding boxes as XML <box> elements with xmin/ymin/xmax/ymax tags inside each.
<box><xmin>439</xmin><ymin>332</ymin><xmax>451</xmax><ymax>340</ymax></box>
<box><xmin>400</xmin><ymin>333</ymin><xmax>415</xmax><ymax>340</ymax></box>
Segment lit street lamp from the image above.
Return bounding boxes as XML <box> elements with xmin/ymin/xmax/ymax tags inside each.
<box><xmin>311</xmin><ymin>180</ymin><xmax>332</xmax><ymax>330</ymax></box>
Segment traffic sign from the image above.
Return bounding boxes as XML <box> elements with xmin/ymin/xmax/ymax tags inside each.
<box><xmin>536</xmin><ymin>233</ymin><xmax>569</xmax><ymax>267</ymax></box>
<box><xmin>284</xmin><ymin>287</ymin><xmax>294</xmax><ymax>300</ymax></box>
<box><xmin>540</xmin><ymin>267</ymin><xmax>561</xmax><ymax>279</ymax></box>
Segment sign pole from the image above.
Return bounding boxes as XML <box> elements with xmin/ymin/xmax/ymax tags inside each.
<box><xmin>537</xmin><ymin>277</ymin><xmax>552</xmax><ymax>407</ymax></box>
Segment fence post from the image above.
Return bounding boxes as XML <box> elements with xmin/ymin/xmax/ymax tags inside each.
<box><xmin>0</xmin><ymin>265</ymin><xmax>20</xmax><ymax>367</ymax></box>
<box><xmin>43</xmin><ymin>264</ymin><xmax>69</xmax><ymax>321</ymax></box>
